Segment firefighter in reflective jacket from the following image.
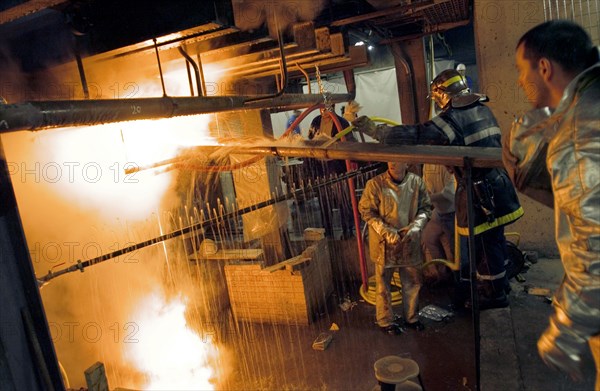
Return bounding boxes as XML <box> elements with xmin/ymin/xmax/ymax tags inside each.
<box><xmin>353</xmin><ymin>69</ymin><xmax>524</xmax><ymax>309</ymax></box>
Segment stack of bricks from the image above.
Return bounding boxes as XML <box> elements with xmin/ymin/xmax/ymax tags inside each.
<box><xmin>224</xmin><ymin>228</ymin><xmax>332</xmax><ymax>325</ymax></box>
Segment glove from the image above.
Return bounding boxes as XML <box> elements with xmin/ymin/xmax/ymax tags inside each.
<box><xmin>383</xmin><ymin>228</ymin><xmax>401</xmax><ymax>246</ymax></box>
<box><xmin>369</xmin><ymin>220</ymin><xmax>401</xmax><ymax>245</ymax></box>
<box><xmin>400</xmin><ymin>225</ymin><xmax>420</xmax><ymax>243</ymax></box>
<box><xmin>352</xmin><ymin>116</ymin><xmax>378</xmax><ymax>139</ymax></box>
<box><xmin>346</xmin><ymin>100</ymin><xmax>362</xmax><ymax>113</ymax></box>
<box><xmin>537</xmin><ymin>313</ymin><xmax>586</xmax><ymax>382</ymax></box>
<box><xmin>352</xmin><ymin>115</ymin><xmax>375</xmax><ymax>133</ymax></box>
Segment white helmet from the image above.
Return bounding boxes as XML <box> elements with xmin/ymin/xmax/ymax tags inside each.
<box><xmin>456</xmin><ymin>63</ymin><xmax>466</xmax><ymax>72</ymax></box>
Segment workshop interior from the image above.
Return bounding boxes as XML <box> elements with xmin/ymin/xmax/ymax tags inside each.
<box><xmin>0</xmin><ymin>1</ymin><xmax>598</xmax><ymax>390</ymax></box>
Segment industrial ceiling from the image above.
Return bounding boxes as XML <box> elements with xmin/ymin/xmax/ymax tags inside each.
<box><xmin>0</xmin><ymin>0</ymin><xmax>472</xmax><ymax>85</ymax></box>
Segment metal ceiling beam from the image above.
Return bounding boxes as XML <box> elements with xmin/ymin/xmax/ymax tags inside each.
<box><xmin>380</xmin><ymin>19</ymin><xmax>471</xmax><ymax>43</ymax></box>
<box><xmin>330</xmin><ymin>0</ymin><xmax>436</xmax><ymax>27</ymax></box>
<box><xmin>241</xmin><ymin>48</ymin><xmax>368</xmax><ymax>81</ymax></box>
<box><xmin>0</xmin><ymin>0</ymin><xmax>67</xmax><ymax>25</ymax></box>
<box><xmin>330</xmin><ymin>0</ymin><xmax>470</xmax><ymax>42</ymax></box>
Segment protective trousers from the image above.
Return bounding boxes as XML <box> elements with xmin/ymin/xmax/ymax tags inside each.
<box><xmin>375</xmin><ymin>263</ymin><xmax>422</xmax><ymax>327</ymax></box>
<box><xmin>591</xmin><ymin>334</ymin><xmax>600</xmax><ymax>388</ymax></box>
<box><xmin>461</xmin><ymin>225</ymin><xmax>509</xmax><ymax>295</ymax></box>
<box><xmin>422</xmin><ymin>211</ymin><xmax>455</xmax><ymax>261</ymax></box>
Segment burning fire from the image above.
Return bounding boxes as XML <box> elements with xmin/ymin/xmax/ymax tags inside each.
<box><xmin>125</xmin><ymin>291</ymin><xmax>216</xmax><ymax>390</ymax></box>
<box><xmin>21</xmin><ymin>112</ymin><xmax>218</xmax><ymax>221</ymax></box>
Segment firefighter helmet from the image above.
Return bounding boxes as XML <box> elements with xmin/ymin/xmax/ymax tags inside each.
<box><xmin>430</xmin><ymin>69</ymin><xmax>469</xmax><ymax>109</ymax></box>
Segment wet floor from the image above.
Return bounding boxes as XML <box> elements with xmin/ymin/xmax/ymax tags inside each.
<box><xmin>209</xmin><ymin>192</ymin><xmax>597</xmax><ymax>391</ymax></box>
<box><xmin>215</xmin><ymin>255</ymin><xmax>597</xmax><ymax>391</ymax></box>
<box><xmin>105</xmin><ymin>191</ymin><xmax>598</xmax><ymax>391</ymax></box>
<box><xmin>219</xmin><ymin>281</ymin><xmax>474</xmax><ymax>390</ymax></box>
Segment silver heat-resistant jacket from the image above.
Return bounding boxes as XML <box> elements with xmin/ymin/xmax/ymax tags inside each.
<box><xmin>359</xmin><ymin>171</ymin><xmax>431</xmax><ymax>267</ymax></box>
<box><xmin>508</xmin><ymin>61</ymin><xmax>600</xmax><ymax>373</ymax></box>
<box><xmin>503</xmin><ymin>106</ymin><xmax>555</xmax><ymax>208</ymax></box>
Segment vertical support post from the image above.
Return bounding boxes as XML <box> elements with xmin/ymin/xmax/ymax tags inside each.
<box><xmin>0</xmin><ymin>137</ymin><xmax>64</xmax><ymax>390</ymax></box>
<box><xmin>464</xmin><ymin>156</ymin><xmax>481</xmax><ymax>391</ymax></box>
<box><xmin>343</xmin><ymin>69</ymin><xmax>356</xmax><ymax>99</ymax></box>
<box><xmin>391</xmin><ymin>40</ymin><xmax>429</xmax><ymax>124</ymax></box>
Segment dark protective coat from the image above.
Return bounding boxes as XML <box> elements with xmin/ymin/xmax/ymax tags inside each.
<box><xmin>373</xmin><ymin>99</ymin><xmax>524</xmax><ymax>236</ymax></box>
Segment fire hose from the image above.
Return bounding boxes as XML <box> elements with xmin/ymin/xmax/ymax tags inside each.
<box><xmin>358</xmin><ymin>225</ymin><xmax>403</xmax><ymax>305</ymax></box>
<box><xmin>321</xmin><ymin>117</ymin><xmax>401</xmax><ymax>148</ymax></box>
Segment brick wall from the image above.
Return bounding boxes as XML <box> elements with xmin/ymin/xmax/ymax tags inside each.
<box><xmin>225</xmin><ymin>234</ymin><xmax>332</xmax><ymax>325</ymax></box>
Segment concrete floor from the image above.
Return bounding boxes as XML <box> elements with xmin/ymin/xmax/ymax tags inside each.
<box><xmin>185</xmin><ymin>195</ymin><xmax>597</xmax><ymax>391</ymax></box>
<box><xmin>218</xmin><ymin>255</ymin><xmax>597</xmax><ymax>391</ymax></box>
<box><xmin>480</xmin><ymin>257</ymin><xmax>597</xmax><ymax>391</ymax></box>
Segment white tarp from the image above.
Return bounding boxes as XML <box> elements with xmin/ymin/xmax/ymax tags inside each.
<box><xmin>270</xmin><ymin>68</ymin><xmax>402</xmax><ymax>139</ymax></box>
<box><xmin>270</xmin><ymin>62</ymin><xmax>460</xmax><ymax>139</ymax></box>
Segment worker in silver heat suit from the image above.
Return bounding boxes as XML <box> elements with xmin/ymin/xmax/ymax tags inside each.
<box><xmin>354</xmin><ymin>69</ymin><xmax>524</xmax><ymax>310</ymax></box>
<box><xmin>421</xmin><ymin>164</ymin><xmax>456</xmax><ymax>284</ymax></box>
<box><xmin>359</xmin><ymin>161</ymin><xmax>431</xmax><ymax>335</ymax></box>
<box><xmin>509</xmin><ymin>20</ymin><xmax>600</xmax><ymax>385</ymax></box>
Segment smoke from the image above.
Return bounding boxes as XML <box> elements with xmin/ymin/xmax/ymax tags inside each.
<box><xmin>0</xmin><ymin>8</ymin><xmax>318</xmax><ymax>385</ymax></box>
<box><xmin>232</xmin><ymin>0</ymin><xmax>327</xmax><ymax>36</ymax></box>
<box><xmin>1</xmin><ymin>106</ymin><xmax>223</xmax><ymax>388</ymax></box>
<box><xmin>2</xmin><ymin>123</ymin><xmax>183</xmax><ymax>387</ymax></box>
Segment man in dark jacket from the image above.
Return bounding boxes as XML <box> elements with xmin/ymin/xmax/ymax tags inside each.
<box><xmin>353</xmin><ymin>69</ymin><xmax>524</xmax><ymax>309</ymax></box>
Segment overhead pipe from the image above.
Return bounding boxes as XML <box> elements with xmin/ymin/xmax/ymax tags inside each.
<box><xmin>73</xmin><ymin>37</ymin><xmax>90</xmax><ymax>100</ymax></box>
<box><xmin>124</xmin><ymin>140</ymin><xmax>503</xmax><ymax>176</ymax></box>
<box><xmin>295</xmin><ymin>62</ymin><xmax>311</xmax><ymax>94</ymax></box>
<box><xmin>196</xmin><ymin>52</ymin><xmax>207</xmax><ymax>97</ymax></box>
<box><xmin>153</xmin><ymin>39</ymin><xmax>167</xmax><ymax>97</ymax></box>
<box><xmin>0</xmin><ymin>93</ymin><xmax>352</xmax><ymax>133</ymax></box>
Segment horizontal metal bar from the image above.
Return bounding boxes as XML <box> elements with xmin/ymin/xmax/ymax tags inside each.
<box><xmin>37</xmin><ymin>163</ymin><xmax>381</xmax><ymax>284</ymax></box>
<box><xmin>0</xmin><ymin>93</ymin><xmax>352</xmax><ymax>133</ymax></box>
<box><xmin>234</xmin><ymin>141</ymin><xmax>504</xmax><ymax>168</ymax></box>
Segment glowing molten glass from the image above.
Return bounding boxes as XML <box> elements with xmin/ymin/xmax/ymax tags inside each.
<box><xmin>125</xmin><ymin>292</ymin><xmax>215</xmax><ymax>390</ymax></box>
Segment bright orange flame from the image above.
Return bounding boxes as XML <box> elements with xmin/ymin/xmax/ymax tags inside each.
<box><xmin>23</xmin><ymin>113</ymin><xmax>217</xmax><ymax>221</ymax></box>
<box><xmin>125</xmin><ymin>291</ymin><xmax>216</xmax><ymax>390</ymax></box>
<box><xmin>121</xmin><ymin>114</ymin><xmax>218</xmax><ymax>166</ymax></box>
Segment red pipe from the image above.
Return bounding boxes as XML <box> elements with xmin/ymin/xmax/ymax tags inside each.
<box><xmin>279</xmin><ymin>102</ymin><xmax>324</xmax><ymax>139</ymax></box>
<box><xmin>325</xmin><ymin>111</ymin><xmax>369</xmax><ymax>291</ymax></box>
<box><xmin>278</xmin><ymin>104</ymin><xmax>369</xmax><ymax>290</ymax></box>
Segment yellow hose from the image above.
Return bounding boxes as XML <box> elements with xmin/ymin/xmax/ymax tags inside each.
<box><xmin>322</xmin><ymin>117</ymin><xmax>401</xmax><ymax>148</ymax></box>
<box><xmin>359</xmin><ymin>272</ymin><xmax>403</xmax><ymax>306</ymax></box>
<box><xmin>360</xmin><ymin>257</ymin><xmax>460</xmax><ymax>306</ymax></box>
<box><xmin>370</xmin><ymin>117</ymin><xmax>401</xmax><ymax>126</ymax></box>
<box><xmin>59</xmin><ymin>361</ymin><xmax>70</xmax><ymax>389</ymax></box>
<box><xmin>422</xmin><ymin>258</ymin><xmax>460</xmax><ymax>271</ymax></box>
